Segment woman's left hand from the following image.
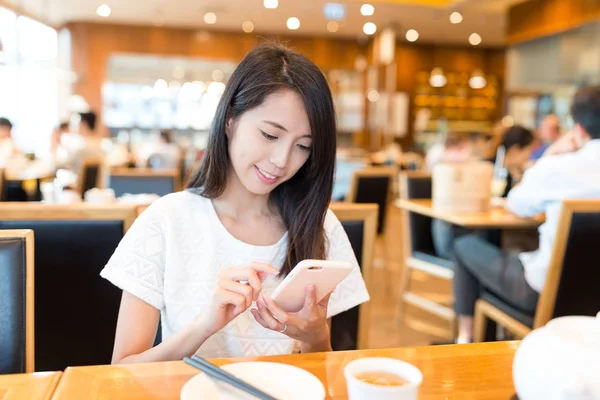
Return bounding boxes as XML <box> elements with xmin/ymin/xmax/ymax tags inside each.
<box><xmin>250</xmin><ymin>285</ymin><xmax>332</xmax><ymax>352</ymax></box>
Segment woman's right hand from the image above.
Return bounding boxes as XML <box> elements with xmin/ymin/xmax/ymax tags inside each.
<box><xmin>196</xmin><ymin>262</ymin><xmax>279</xmax><ymax>338</ymax></box>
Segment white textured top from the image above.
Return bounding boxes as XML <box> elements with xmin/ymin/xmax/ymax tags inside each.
<box><xmin>100</xmin><ymin>190</ymin><xmax>370</xmax><ymax>358</ymax></box>
<box><xmin>506</xmin><ymin>140</ymin><xmax>600</xmax><ymax>292</ymax></box>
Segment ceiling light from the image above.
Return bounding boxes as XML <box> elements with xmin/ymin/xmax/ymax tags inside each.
<box><xmin>264</xmin><ymin>0</ymin><xmax>278</xmax><ymax>9</ymax></box>
<box><xmin>96</xmin><ymin>4</ymin><xmax>111</xmax><ymax>17</ymax></box>
<box><xmin>367</xmin><ymin>90</ymin><xmax>379</xmax><ymax>103</ymax></box>
<box><xmin>469</xmin><ymin>69</ymin><xmax>487</xmax><ymax>89</ymax></box>
<box><xmin>242</xmin><ymin>21</ymin><xmax>254</xmax><ymax>33</ymax></box>
<box><xmin>363</xmin><ymin>22</ymin><xmax>376</xmax><ymax>35</ymax></box>
<box><xmin>212</xmin><ymin>69</ymin><xmax>224</xmax><ymax>82</ymax></box>
<box><xmin>204</xmin><ymin>12</ymin><xmax>217</xmax><ymax>24</ymax></box>
<box><xmin>287</xmin><ymin>17</ymin><xmax>300</xmax><ymax>30</ymax></box>
<box><xmin>360</xmin><ymin>4</ymin><xmax>374</xmax><ymax>16</ymax></box>
<box><xmin>327</xmin><ymin>21</ymin><xmax>339</xmax><ymax>33</ymax></box>
<box><xmin>429</xmin><ymin>68</ymin><xmax>447</xmax><ymax>88</ymax></box>
<box><xmin>450</xmin><ymin>11</ymin><xmax>463</xmax><ymax>24</ymax></box>
<box><xmin>469</xmin><ymin>33</ymin><xmax>482</xmax><ymax>45</ymax></box>
<box><xmin>405</xmin><ymin>29</ymin><xmax>419</xmax><ymax>42</ymax></box>
<box><xmin>324</xmin><ymin>3</ymin><xmax>345</xmax><ymax>21</ymax></box>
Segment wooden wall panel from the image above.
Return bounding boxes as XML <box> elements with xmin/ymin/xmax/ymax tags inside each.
<box><xmin>508</xmin><ymin>0</ymin><xmax>600</xmax><ymax>44</ymax></box>
<box><xmin>66</xmin><ymin>22</ymin><xmax>369</xmax><ymax>131</ymax></box>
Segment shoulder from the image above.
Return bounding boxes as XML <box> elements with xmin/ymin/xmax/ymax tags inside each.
<box><xmin>324</xmin><ymin>208</ymin><xmax>343</xmax><ymax>234</ymax></box>
<box><xmin>139</xmin><ymin>190</ymin><xmax>211</xmax><ymax>221</ymax></box>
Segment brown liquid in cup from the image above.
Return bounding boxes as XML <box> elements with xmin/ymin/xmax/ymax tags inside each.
<box><xmin>354</xmin><ymin>371</ymin><xmax>408</xmax><ymax>387</ymax></box>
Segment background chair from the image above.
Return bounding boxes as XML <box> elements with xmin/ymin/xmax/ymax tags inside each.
<box><xmin>108</xmin><ymin>168</ymin><xmax>180</xmax><ymax>197</ymax></box>
<box><xmin>474</xmin><ymin>199</ymin><xmax>600</xmax><ymax>342</ymax></box>
<box><xmin>346</xmin><ymin>167</ymin><xmax>396</xmax><ymax>235</ymax></box>
<box><xmin>77</xmin><ymin>157</ymin><xmax>103</xmax><ymax>198</ymax></box>
<box><xmin>398</xmin><ymin>172</ymin><xmax>455</xmax><ymax>340</ymax></box>
<box><xmin>0</xmin><ymin>229</ymin><xmax>34</xmax><ymax>374</ymax></box>
<box><xmin>329</xmin><ymin>202</ymin><xmax>378</xmax><ymax>350</ymax></box>
<box><xmin>0</xmin><ymin>203</ymin><xmax>137</xmax><ymax>371</ymax></box>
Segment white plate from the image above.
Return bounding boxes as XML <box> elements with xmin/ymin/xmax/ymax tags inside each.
<box><xmin>180</xmin><ymin>361</ymin><xmax>326</xmax><ymax>400</ymax></box>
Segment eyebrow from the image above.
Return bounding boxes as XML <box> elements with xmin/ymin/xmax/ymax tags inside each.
<box><xmin>263</xmin><ymin>120</ymin><xmax>311</xmax><ymax>138</ymax></box>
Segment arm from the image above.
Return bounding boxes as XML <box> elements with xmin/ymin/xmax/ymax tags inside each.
<box><xmin>299</xmin><ymin>318</ymin><xmax>332</xmax><ymax>353</ymax></box>
<box><xmin>111</xmin><ymin>292</ymin><xmax>211</xmax><ymax>364</ymax></box>
<box><xmin>505</xmin><ymin>158</ymin><xmax>558</xmax><ymax>217</ymax></box>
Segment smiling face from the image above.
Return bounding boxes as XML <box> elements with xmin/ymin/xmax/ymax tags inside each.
<box><xmin>226</xmin><ymin>89</ymin><xmax>313</xmax><ymax>197</ymax></box>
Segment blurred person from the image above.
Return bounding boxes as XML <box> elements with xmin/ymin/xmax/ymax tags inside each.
<box><xmin>452</xmin><ymin>85</ymin><xmax>600</xmax><ymax>344</ymax></box>
<box><xmin>431</xmin><ymin>126</ymin><xmax>534</xmax><ymax>261</ymax></box>
<box><xmin>0</xmin><ymin>117</ymin><xmax>19</xmax><ymax>164</ymax></box>
<box><xmin>425</xmin><ymin>133</ymin><xmax>473</xmax><ymax>171</ymax></box>
<box><xmin>529</xmin><ymin>114</ymin><xmax>561</xmax><ymax>162</ymax></box>
<box><xmin>137</xmin><ymin>130</ymin><xmax>181</xmax><ymax>169</ymax></box>
<box><xmin>72</xmin><ymin>111</ymin><xmax>105</xmax><ymax>171</ymax></box>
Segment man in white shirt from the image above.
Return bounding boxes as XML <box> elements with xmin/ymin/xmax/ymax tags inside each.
<box><xmin>451</xmin><ymin>85</ymin><xmax>600</xmax><ymax>344</ymax></box>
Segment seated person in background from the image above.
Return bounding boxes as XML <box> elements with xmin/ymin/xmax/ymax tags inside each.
<box><xmin>72</xmin><ymin>111</ymin><xmax>105</xmax><ymax>171</ymax></box>
<box><xmin>529</xmin><ymin>114</ymin><xmax>561</xmax><ymax>162</ymax></box>
<box><xmin>136</xmin><ymin>130</ymin><xmax>181</xmax><ymax>169</ymax></box>
<box><xmin>452</xmin><ymin>85</ymin><xmax>600</xmax><ymax>344</ymax></box>
<box><xmin>430</xmin><ymin>126</ymin><xmax>535</xmax><ymax>260</ymax></box>
<box><xmin>425</xmin><ymin>133</ymin><xmax>473</xmax><ymax>171</ymax></box>
<box><xmin>0</xmin><ymin>117</ymin><xmax>19</xmax><ymax>165</ymax></box>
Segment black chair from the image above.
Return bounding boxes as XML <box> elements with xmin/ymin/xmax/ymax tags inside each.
<box><xmin>347</xmin><ymin>167</ymin><xmax>396</xmax><ymax>234</ymax></box>
<box><xmin>108</xmin><ymin>168</ymin><xmax>179</xmax><ymax>198</ymax></box>
<box><xmin>474</xmin><ymin>200</ymin><xmax>600</xmax><ymax>342</ymax></box>
<box><xmin>398</xmin><ymin>172</ymin><xmax>455</xmax><ymax>339</ymax></box>
<box><xmin>77</xmin><ymin>158</ymin><xmax>103</xmax><ymax>198</ymax></box>
<box><xmin>0</xmin><ymin>204</ymin><xmax>137</xmax><ymax>371</ymax></box>
<box><xmin>0</xmin><ymin>230</ymin><xmax>34</xmax><ymax>374</ymax></box>
<box><xmin>329</xmin><ymin>203</ymin><xmax>378</xmax><ymax>351</ymax></box>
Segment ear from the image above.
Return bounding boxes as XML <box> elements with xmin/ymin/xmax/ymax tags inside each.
<box><xmin>573</xmin><ymin>123</ymin><xmax>590</xmax><ymax>147</ymax></box>
<box><xmin>225</xmin><ymin>118</ymin><xmax>235</xmax><ymax>140</ymax></box>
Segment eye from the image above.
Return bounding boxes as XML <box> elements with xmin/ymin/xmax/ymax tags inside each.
<box><xmin>260</xmin><ymin>130</ymin><xmax>277</xmax><ymax>140</ymax></box>
<box><xmin>297</xmin><ymin>144</ymin><xmax>312</xmax><ymax>152</ymax></box>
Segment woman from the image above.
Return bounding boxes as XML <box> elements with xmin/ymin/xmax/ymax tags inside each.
<box><xmin>100</xmin><ymin>44</ymin><xmax>370</xmax><ymax>363</ymax></box>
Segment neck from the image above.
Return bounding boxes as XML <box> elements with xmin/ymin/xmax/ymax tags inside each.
<box><xmin>213</xmin><ymin>169</ymin><xmax>273</xmax><ymax>219</ymax></box>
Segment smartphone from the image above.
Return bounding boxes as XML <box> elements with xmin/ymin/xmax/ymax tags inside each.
<box><xmin>270</xmin><ymin>259</ymin><xmax>353</xmax><ymax>313</ymax></box>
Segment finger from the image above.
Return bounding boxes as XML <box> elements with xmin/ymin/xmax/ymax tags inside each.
<box><xmin>257</xmin><ymin>300</ymin><xmax>286</xmax><ymax>331</ymax></box>
<box><xmin>250</xmin><ymin>308</ymin><xmax>269</xmax><ymax>329</ymax></box>
<box><xmin>216</xmin><ymin>290</ymin><xmax>247</xmax><ymax>316</ymax></box>
<box><xmin>218</xmin><ymin>279</ymin><xmax>253</xmax><ymax>308</ymax></box>
<box><xmin>249</xmin><ymin>262</ymin><xmax>280</xmax><ymax>282</ymax></box>
<box><xmin>262</xmin><ymin>295</ymin><xmax>290</xmax><ymax>324</ymax></box>
<box><xmin>302</xmin><ymin>284</ymin><xmax>318</xmax><ymax>309</ymax></box>
<box><xmin>220</xmin><ymin>269</ymin><xmax>262</xmax><ymax>301</ymax></box>
<box><xmin>318</xmin><ymin>290</ymin><xmax>333</xmax><ymax>308</ymax></box>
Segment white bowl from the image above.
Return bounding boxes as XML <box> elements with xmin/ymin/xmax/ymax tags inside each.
<box><xmin>181</xmin><ymin>361</ymin><xmax>325</xmax><ymax>400</ymax></box>
<box><xmin>344</xmin><ymin>357</ymin><xmax>423</xmax><ymax>400</ymax></box>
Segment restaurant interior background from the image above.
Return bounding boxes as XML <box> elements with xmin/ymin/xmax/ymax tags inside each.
<box><xmin>1</xmin><ymin>0</ymin><xmax>600</xmax><ymax>392</ymax></box>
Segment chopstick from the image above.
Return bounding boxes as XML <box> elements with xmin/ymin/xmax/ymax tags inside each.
<box><xmin>184</xmin><ymin>355</ymin><xmax>279</xmax><ymax>400</ymax></box>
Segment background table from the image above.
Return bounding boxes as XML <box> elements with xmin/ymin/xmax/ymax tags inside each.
<box><xmin>0</xmin><ymin>372</ymin><xmax>62</xmax><ymax>400</ymax></box>
<box><xmin>51</xmin><ymin>341</ymin><xmax>520</xmax><ymax>399</ymax></box>
<box><xmin>396</xmin><ymin>199</ymin><xmax>544</xmax><ymax>229</ymax></box>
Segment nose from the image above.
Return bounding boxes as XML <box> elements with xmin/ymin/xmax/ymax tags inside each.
<box><xmin>268</xmin><ymin>141</ymin><xmax>292</xmax><ymax>170</ymax></box>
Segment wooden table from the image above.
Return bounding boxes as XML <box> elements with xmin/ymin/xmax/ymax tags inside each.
<box><xmin>51</xmin><ymin>341</ymin><xmax>519</xmax><ymax>399</ymax></box>
<box><xmin>0</xmin><ymin>372</ymin><xmax>62</xmax><ymax>400</ymax></box>
<box><xmin>396</xmin><ymin>199</ymin><xmax>544</xmax><ymax>229</ymax></box>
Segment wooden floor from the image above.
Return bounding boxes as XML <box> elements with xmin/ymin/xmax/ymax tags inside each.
<box><xmin>365</xmin><ymin>204</ymin><xmax>452</xmax><ymax>349</ymax></box>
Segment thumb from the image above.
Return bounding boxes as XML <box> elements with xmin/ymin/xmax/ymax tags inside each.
<box><xmin>303</xmin><ymin>285</ymin><xmax>317</xmax><ymax>309</ymax></box>
<box><xmin>318</xmin><ymin>291</ymin><xmax>333</xmax><ymax>309</ymax></box>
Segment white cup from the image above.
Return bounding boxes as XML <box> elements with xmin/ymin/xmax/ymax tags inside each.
<box><xmin>344</xmin><ymin>357</ymin><xmax>423</xmax><ymax>400</ymax></box>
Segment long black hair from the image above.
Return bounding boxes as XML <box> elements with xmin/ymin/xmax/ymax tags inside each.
<box><xmin>187</xmin><ymin>44</ymin><xmax>337</xmax><ymax>276</ymax></box>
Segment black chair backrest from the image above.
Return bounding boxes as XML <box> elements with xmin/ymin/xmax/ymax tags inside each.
<box><xmin>552</xmin><ymin>211</ymin><xmax>600</xmax><ymax>319</ymax></box>
<box><xmin>404</xmin><ymin>175</ymin><xmax>435</xmax><ymax>254</ymax></box>
<box><xmin>0</xmin><ymin>220</ymin><xmax>125</xmax><ymax>371</ymax></box>
<box><xmin>354</xmin><ymin>176</ymin><xmax>389</xmax><ymax>234</ymax></box>
<box><xmin>0</xmin><ymin>235</ymin><xmax>28</xmax><ymax>374</ymax></box>
<box><xmin>109</xmin><ymin>175</ymin><xmax>175</xmax><ymax>197</ymax></box>
<box><xmin>330</xmin><ymin>219</ymin><xmax>364</xmax><ymax>351</ymax></box>
<box><xmin>82</xmin><ymin>164</ymin><xmax>100</xmax><ymax>195</ymax></box>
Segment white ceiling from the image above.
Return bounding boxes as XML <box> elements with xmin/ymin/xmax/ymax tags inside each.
<box><xmin>4</xmin><ymin>0</ymin><xmax>527</xmax><ymax>45</ymax></box>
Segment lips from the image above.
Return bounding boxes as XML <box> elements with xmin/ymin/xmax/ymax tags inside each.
<box><xmin>255</xmin><ymin>165</ymin><xmax>280</xmax><ymax>184</ymax></box>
